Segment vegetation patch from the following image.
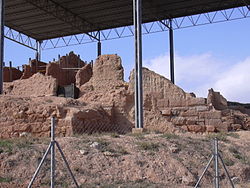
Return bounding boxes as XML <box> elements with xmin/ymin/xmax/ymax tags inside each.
<box><xmin>223</xmin><ymin>158</ymin><xmax>235</xmax><ymax>166</ymax></box>
<box><xmin>206</xmin><ymin>133</ymin><xmax>228</xmax><ymax>142</ymax></box>
<box><xmin>0</xmin><ymin>139</ymin><xmax>14</xmax><ymax>153</ymax></box>
<box><xmin>0</xmin><ymin>176</ymin><xmax>12</xmax><ymax>183</ymax></box>
<box><xmin>161</xmin><ymin>133</ymin><xmax>180</xmax><ymax>140</ymax></box>
<box><xmin>227</xmin><ymin>133</ymin><xmax>240</xmax><ymax>139</ymax></box>
<box><xmin>137</xmin><ymin>142</ymin><xmax>160</xmax><ymax>152</ymax></box>
<box><xmin>228</xmin><ymin>147</ymin><xmax>250</xmax><ymax>165</ymax></box>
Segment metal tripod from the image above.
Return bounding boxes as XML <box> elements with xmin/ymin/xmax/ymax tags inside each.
<box><xmin>28</xmin><ymin>117</ymin><xmax>79</xmax><ymax>188</ymax></box>
<box><xmin>194</xmin><ymin>138</ymin><xmax>235</xmax><ymax>188</ymax></box>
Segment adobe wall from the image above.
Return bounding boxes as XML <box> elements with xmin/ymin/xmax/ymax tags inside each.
<box><xmin>3</xmin><ymin>67</ymin><xmax>22</xmax><ymax>82</ymax></box>
<box><xmin>46</xmin><ymin>52</ymin><xmax>87</xmax><ymax>86</ymax></box>
<box><xmin>128</xmin><ymin>68</ymin><xmax>250</xmax><ymax>133</ymax></box>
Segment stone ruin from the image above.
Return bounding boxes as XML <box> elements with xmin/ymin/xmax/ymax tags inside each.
<box><xmin>0</xmin><ymin>53</ymin><xmax>250</xmax><ymax>138</ymax></box>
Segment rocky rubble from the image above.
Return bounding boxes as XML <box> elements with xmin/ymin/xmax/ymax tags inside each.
<box><xmin>3</xmin><ymin>73</ymin><xmax>57</xmax><ymax>97</ymax></box>
<box><xmin>1</xmin><ymin>53</ymin><xmax>250</xmax><ymax>138</ymax></box>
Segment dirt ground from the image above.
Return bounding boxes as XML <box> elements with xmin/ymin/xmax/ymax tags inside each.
<box><xmin>0</xmin><ymin>131</ymin><xmax>250</xmax><ymax>188</ymax></box>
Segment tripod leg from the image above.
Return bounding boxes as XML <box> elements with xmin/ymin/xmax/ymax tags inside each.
<box><xmin>28</xmin><ymin>143</ymin><xmax>52</xmax><ymax>188</ymax></box>
<box><xmin>55</xmin><ymin>141</ymin><xmax>79</xmax><ymax>188</ymax></box>
<box><xmin>218</xmin><ymin>154</ymin><xmax>235</xmax><ymax>188</ymax></box>
<box><xmin>194</xmin><ymin>155</ymin><xmax>214</xmax><ymax>188</ymax></box>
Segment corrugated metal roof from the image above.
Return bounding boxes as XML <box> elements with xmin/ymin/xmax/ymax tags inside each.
<box><xmin>5</xmin><ymin>0</ymin><xmax>248</xmax><ymax>41</ymax></box>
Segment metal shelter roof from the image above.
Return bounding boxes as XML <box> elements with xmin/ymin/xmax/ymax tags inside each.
<box><xmin>5</xmin><ymin>0</ymin><xmax>249</xmax><ymax>41</ymax></box>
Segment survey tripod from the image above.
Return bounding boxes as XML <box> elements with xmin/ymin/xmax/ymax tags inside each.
<box><xmin>194</xmin><ymin>138</ymin><xmax>235</xmax><ymax>188</ymax></box>
<box><xmin>28</xmin><ymin>117</ymin><xmax>79</xmax><ymax>188</ymax></box>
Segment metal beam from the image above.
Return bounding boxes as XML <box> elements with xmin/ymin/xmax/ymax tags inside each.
<box><xmin>41</xmin><ymin>6</ymin><xmax>250</xmax><ymax>50</ymax></box>
<box><xmin>25</xmin><ymin>0</ymin><xmax>99</xmax><ymax>41</ymax></box>
<box><xmin>169</xmin><ymin>19</ymin><xmax>175</xmax><ymax>84</ymax></box>
<box><xmin>4</xmin><ymin>26</ymin><xmax>37</xmax><ymax>50</ymax></box>
<box><xmin>134</xmin><ymin>0</ymin><xmax>143</xmax><ymax>129</ymax></box>
<box><xmin>0</xmin><ymin>0</ymin><xmax>4</xmax><ymax>94</ymax></box>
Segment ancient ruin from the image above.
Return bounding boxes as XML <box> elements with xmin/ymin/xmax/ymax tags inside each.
<box><xmin>0</xmin><ymin>52</ymin><xmax>250</xmax><ymax>138</ymax></box>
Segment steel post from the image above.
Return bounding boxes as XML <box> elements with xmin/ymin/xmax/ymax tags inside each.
<box><xmin>97</xmin><ymin>41</ymin><xmax>101</xmax><ymax>56</ymax></box>
<box><xmin>97</xmin><ymin>31</ymin><xmax>102</xmax><ymax>57</ymax></box>
<box><xmin>169</xmin><ymin>19</ymin><xmax>175</xmax><ymax>84</ymax></box>
<box><xmin>77</xmin><ymin>55</ymin><xmax>80</xmax><ymax>67</ymax></box>
<box><xmin>58</xmin><ymin>54</ymin><xmax>61</xmax><ymax>68</ymax></box>
<box><xmin>36</xmin><ymin>41</ymin><xmax>42</xmax><ymax>61</ymax></box>
<box><xmin>51</xmin><ymin>117</ymin><xmax>55</xmax><ymax>188</ymax></box>
<box><xmin>133</xmin><ymin>0</ymin><xmax>139</xmax><ymax>128</ymax></box>
<box><xmin>0</xmin><ymin>0</ymin><xmax>4</xmax><ymax>94</ymax></box>
<box><xmin>137</xmin><ymin>0</ymin><xmax>143</xmax><ymax>129</ymax></box>
<box><xmin>9</xmin><ymin>61</ymin><xmax>12</xmax><ymax>82</ymax></box>
<box><xmin>214</xmin><ymin>139</ymin><xmax>220</xmax><ymax>188</ymax></box>
<box><xmin>134</xmin><ymin>0</ymin><xmax>143</xmax><ymax>129</ymax></box>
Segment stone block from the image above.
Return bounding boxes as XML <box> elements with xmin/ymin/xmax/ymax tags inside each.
<box><xmin>180</xmin><ymin>108</ymin><xmax>198</xmax><ymax>117</ymax></box>
<box><xmin>195</xmin><ymin>106</ymin><xmax>209</xmax><ymax>112</ymax></box>
<box><xmin>186</xmin><ymin>117</ymin><xmax>198</xmax><ymax>125</ymax></box>
<box><xmin>157</xmin><ymin>99</ymin><xmax>169</xmax><ymax>108</ymax></box>
<box><xmin>205</xmin><ymin>118</ymin><xmax>222</xmax><ymax>126</ymax></box>
<box><xmin>215</xmin><ymin>122</ymin><xmax>229</xmax><ymax>132</ymax></box>
<box><xmin>186</xmin><ymin>97</ymin><xmax>206</xmax><ymax>106</ymax></box>
<box><xmin>199</xmin><ymin>110</ymin><xmax>222</xmax><ymax>119</ymax></box>
<box><xmin>206</xmin><ymin>125</ymin><xmax>216</xmax><ymax>132</ymax></box>
<box><xmin>231</xmin><ymin>124</ymin><xmax>242</xmax><ymax>131</ymax></box>
<box><xmin>187</xmin><ymin>125</ymin><xmax>206</xmax><ymax>133</ymax></box>
<box><xmin>161</xmin><ymin>109</ymin><xmax>172</xmax><ymax>116</ymax></box>
<box><xmin>132</xmin><ymin>128</ymin><xmax>146</xmax><ymax>134</ymax></box>
<box><xmin>172</xmin><ymin>117</ymin><xmax>186</xmax><ymax>126</ymax></box>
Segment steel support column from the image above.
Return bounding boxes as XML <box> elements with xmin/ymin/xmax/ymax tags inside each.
<box><xmin>97</xmin><ymin>32</ymin><xmax>101</xmax><ymax>56</ymax></box>
<box><xmin>36</xmin><ymin>41</ymin><xmax>42</xmax><ymax>61</ymax></box>
<box><xmin>0</xmin><ymin>0</ymin><xmax>4</xmax><ymax>94</ymax></box>
<box><xmin>97</xmin><ymin>41</ymin><xmax>101</xmax><ymax>56</ymax></box>
<box><xmin>134</xmin><ymin>0</ymin><xmax>143</xmax><ymax>128</ymax></box>
<box><xmin>169</xmin><ymin>19</ymin><xmax>175</xmax><ymax>84</ymax></box>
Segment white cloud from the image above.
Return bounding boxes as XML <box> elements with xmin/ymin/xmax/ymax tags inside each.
<box><xmin>143</xmin><ymin>53</ymin><xmax>250</xmax><ymax>103</ymax></box>
<box><xmin>213</xmin><ymin>57</ymin><xmax>250</xmax><ymax>102</ymax></box>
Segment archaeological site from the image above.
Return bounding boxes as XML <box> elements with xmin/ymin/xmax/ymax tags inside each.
<box><xmin>1</xmin><ymin>1</ymin><xmax>250</xmax><ymax>187</ymax></box>
<box><xmin>1</xmin><ymin>52</ymin><xmax>250</xmax><ymax>138</ymax></box>
<box><xmin>0</xmin><ymin>52</ymin><xmax>250</xmax><ymax>188</ymax></box>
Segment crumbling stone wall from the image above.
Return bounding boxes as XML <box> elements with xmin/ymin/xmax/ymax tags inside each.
<box><xmin>3</xmin><ymin>67</ymin><xmax>22</xmax><ymax>82</ymax></box>
<box><xmin>128</xmin><ymin>67</ymin><xmax>250</xmax><ymax>133</ymax></box>
<box><xmin>1</xmin><ymin>53</ymin><xmax>249</xmax><ymax>138</ymax></box>
<box><xmin>75</xmin><ymin>64</ymin><xmax>93</xmax><ymax>88</ymax></box>
<box><xmin>46</xmin><ymin>52</ymin><xmax>87</xmax><ymax>86</ymax></box>
<box><xmin>207</xmin><ymin>88</ymin><xmax>227</xmax><ymax>110</ymax></box>
<box><xmin>79</xmin><ymin>54</ymin><xmax>133</xmax><ymax>133</ymax></box>
<box><xmin>21</xmin><ymin>60</ymin><xmax>47</xmax><ymax>79</ymax></box>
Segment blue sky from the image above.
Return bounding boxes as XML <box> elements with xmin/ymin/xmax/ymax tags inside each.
<box><xmin>4</xmin><ymin>17</ymin><xmax>250</xmax><ymax>103</ymax></box>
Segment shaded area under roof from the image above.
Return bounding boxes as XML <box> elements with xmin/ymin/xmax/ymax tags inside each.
<box><xmin>5</xmin><ymin>0</ymin><xmax>250</xmax><ymax>41</ymax></box>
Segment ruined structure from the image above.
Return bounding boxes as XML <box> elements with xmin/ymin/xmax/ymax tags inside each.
<box><xmin>0</xmin><ymin>53</ymin><xmax>250</xmax><ymax>138</ymax></box>
<box><xmin>3</xmin><ymin>67</ymin><xmax>22</xmax><ymax>82</ymax></box>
